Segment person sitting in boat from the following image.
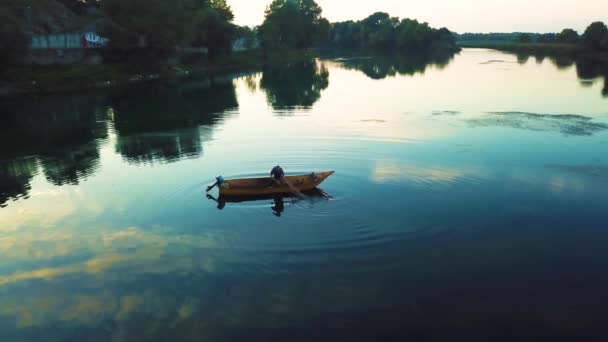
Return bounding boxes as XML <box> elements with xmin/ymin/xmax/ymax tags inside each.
<box><xmin>270</xmin><ymin>165</ymin><xmax>285</xmax><ymax>184</ymax></box>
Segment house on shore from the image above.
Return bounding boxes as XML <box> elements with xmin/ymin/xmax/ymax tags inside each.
<box><xmin>27</xmin><ymin>24</ymin><xmax>109</xmax><ymax>65</ymax></box>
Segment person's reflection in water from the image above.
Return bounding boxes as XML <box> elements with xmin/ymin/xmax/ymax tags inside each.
<box><xmin>271</xmin><ymin>196</ymin><xmax>285</xmax><ymax>217</ymax></box>
<box><xmin>206</xmin><ymin>194</ymin><xmax>226</xmax><ymax>210</ymax></box>
<box><xmin>206</xmin><ymin>193</ymin><xmax>287</xmax><ymax>216</ymax></box>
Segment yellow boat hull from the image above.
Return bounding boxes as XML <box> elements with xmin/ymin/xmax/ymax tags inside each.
<box><xmin>219</xmin><ymin>171</ymin><xmax>334</xmax><ymax>196</ymax></box>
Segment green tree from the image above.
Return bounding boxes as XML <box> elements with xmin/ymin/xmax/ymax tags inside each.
<box><xmin>536</xmin><ymin>33</ymin><xmax>556</xmax><ymax>43</ymax></box>
<box><xmin>259</xmin><ymin>0</ymin><xmax>328</xmax><ymax>50</ymax></box>
<box><xmin>519</xmin><ymin>33</ymin><xmax>531</xmax><ymax>43</ymax></box>
<box><xmin>582</xmin><ymin>22</ymin><xmax>608</xmax><ymax>51</ymax></box>
<box><xmin>101</xmin><ymin>0</ymin><xmax>195</xmax><ymax>54</ymax></box>
<box><xmin>235</xmin><ymin>26</ymin><xmax>259</xmax><ymax>50</ymax></box>
<box><xmin>191</xmin><ymin>0</ymin><xmax>237</xmax><ymax>58</ymax></box>
<box><xmin>555</xmin><ymin>28</ymin><xmax>579</xmax><ymax>44</ymax></box>
<box><xmin>101</xmin><ymin>0</ymin><xmax>236</xmax><ymax>61</ymax></box>
<box><xmin>329</xmin><ymin>13</ymin><xmax>459</xmax><ymax>53</ymax></box>
<box><xmin>0</xmin><ymin>9</ymin><xmax>28</xmax><ymax>70</ymax></box>
<box><xmin>316</xmin><ymin>17</ymin><xmax>331</xmax><ymax>45</ymax></box>
<box><xmin>362</xmin><ymin>12</ymin><xmax>399</xmax><ymax>49</ymax></box>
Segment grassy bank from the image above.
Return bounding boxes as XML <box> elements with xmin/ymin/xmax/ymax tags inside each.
<box><xmin>0</xmin><ymin>49</ymin><xmax>319</xmax><ymax>96</ymax></box>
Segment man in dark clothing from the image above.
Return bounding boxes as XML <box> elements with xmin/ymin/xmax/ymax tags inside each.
<box><xmin>270</xmin><ymin>165</ymin><xmax>285</xmax><ymax>182</ymax></box>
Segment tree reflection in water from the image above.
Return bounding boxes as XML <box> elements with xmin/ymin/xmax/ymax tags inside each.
<box><xmin>0</xmin><ymin>94</ymin><xmax>108</xmax><ymax>205</ymax></box>
<box><xmin>111</xmin><ymin>78</ymin><xmax>238</xmax><ymax>164</ymax></box>
<box><xmin>260</xmin><ymin>60</ymin><xmax>329</xmax><ymax>112</ymax></box>
<box><xmin>334</xmin><ymin>50</ymin><xmax>456</xmax><ymax>80</ymax></box>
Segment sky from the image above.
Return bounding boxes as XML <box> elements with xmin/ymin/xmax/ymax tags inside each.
<box><xmin>228</xmin><ymin>0</ymin><xmax>608</xmax><ymax>33</ymax></box>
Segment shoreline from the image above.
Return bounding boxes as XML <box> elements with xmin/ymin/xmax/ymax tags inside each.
<box><xmin>0</xmin><ymin>49</ymin><xmax>318</xmax><ymax>97</ymax></box>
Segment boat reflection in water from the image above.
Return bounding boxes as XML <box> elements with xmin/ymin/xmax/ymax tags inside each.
<box><xmin>206</xmin><ymin>189</ymin><xmax>331</xmax><ymax>217</ymax></box>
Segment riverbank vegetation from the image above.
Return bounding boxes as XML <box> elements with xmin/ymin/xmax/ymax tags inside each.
<box><xmin>0</xmin><ymin>0</ymin><xmax>461</xmax><ymax>95</ymax></box>
<box><xmin>0</xmin><ymin>9</ymin><xmax>28</xmax><ymax>69</ymax></box>
<box><xmin>259</xmin><ymin>0</ymin><xmax>330</xmax><ymax>50</ymax></box>
<box><xmin>329</xmin><ymin>12</ymin><xmax>459</xmax><ymax>53</ymax></box>
<box><xmin>457</xmin><ymin>22</ymin><xmax>608</xmax><ymax>61</ymax></box>
<box><xmin>101</xmin><ymin>0</ymin><xmax>237</xmax><ymax>61</ymax></box>
<box><xmin>0</xmin><ymin>49</ymin><xmax>319</xmax><ymax>96</ymax></box>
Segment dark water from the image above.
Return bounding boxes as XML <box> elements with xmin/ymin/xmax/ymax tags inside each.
<box><xmin>1</xmin><ymin>49</ymin><xmax>608</xmax><ymax>341</ymax></box>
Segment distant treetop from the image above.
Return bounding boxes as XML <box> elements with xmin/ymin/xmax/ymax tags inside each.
<box><xmin>329</xmin><ymin>12</ymin><xmax>459</xmax><ymax>53</ymax></box>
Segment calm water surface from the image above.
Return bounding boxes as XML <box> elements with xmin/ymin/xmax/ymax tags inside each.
<box><xmin>1</xmin><ymin>49</ymin><xmax>608</xmax><ymax>341</ymax></box>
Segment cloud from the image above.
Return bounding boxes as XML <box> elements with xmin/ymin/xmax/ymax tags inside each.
<box><xmin>0</xmin><ymin>264</ymin><xmax>80</xmax><ymax>286</ymax></box>
<box><xmin>371</xmin><ymin>160</ymin><xmax>485</xmax><ymax>186</ymax></box>
<box><xmin>115</xmin><ymin>295</ymin><xmax>143</xmax><ymax>322</ymax></box>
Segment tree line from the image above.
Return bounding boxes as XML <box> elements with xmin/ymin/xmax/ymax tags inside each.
<box><xmin>101</xmin><ymin>0</ymin><xmax>237</xmax><ymax>60</ymax></box>
<box><xmin>1</xmin><ymin>0</ymin><xmax>459</xmax><ymax>70</ymax></box>
<box><xmin>329</xmin><ymin>12</ymin><xmax>458</xmax><ymax>53</ymax></box>
<box><xmin>456</xmin><ymin>22</ymin><xmax>608</xmax><ymax>51</ymax></box>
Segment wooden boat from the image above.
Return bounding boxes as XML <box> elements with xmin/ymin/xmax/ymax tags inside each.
<box><xmin>218</xmin><ymin>171</ymin><xmax>334</xmax><ymax>196</ymax></box>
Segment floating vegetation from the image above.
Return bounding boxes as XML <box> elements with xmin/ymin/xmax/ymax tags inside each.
<box><xmin>432</xmin><ymin>110</ymin><xmax>461</xmax><ymax>116</ymax></box>
<box><xmin>478</xmin><ymin>60</ymin><xmax>515</xmax><ymax>65</ymax></box>
<box><xmin>360</xmin><ymin>119</ymin><xmax>387</xmax><ymax>123</ymax></box>
<box><xmin>467</xmin><ymin>111</ymin><xmax>608</xmax><ymax>136</ymax></box>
